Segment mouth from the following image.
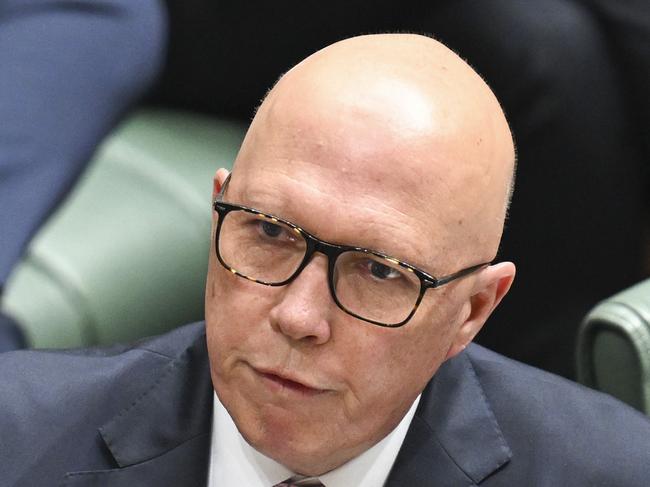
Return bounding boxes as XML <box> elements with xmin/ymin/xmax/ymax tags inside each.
<box><xmin>254</xmin><ymin>367</ymin><xmax>328</xmax><ymax>397</ymax></box>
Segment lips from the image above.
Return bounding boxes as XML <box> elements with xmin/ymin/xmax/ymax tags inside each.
<box><xmin>253</xmin><ymin>367</ymin><xmax>327</xmax><ymax>396</ymax></box>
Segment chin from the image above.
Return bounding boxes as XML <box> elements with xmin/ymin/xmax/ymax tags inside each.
<box><xmin>246</xmin><ymin>431</ymin><xmax>341</xmax><ymax>477</ymax></box>
<box><xmin>227</xmin><ymin>395</ymin><xmax>345</xmax><ymax>475</ymax></box>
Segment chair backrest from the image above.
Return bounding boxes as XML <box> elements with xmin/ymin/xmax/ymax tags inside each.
<box><xmin>576</xmin><ymin>278</ymin><xmax>650</xmax><ymax>414</ymax></box>
<box><xmin>2</xmin><ymin>109</ymin><xmax>245</xmax><ymax>348</ymax></box>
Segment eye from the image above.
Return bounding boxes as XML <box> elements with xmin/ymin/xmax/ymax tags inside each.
<box><xmin>368</xmin><ymin>260</ymin><xmax>402</xmax><ymax>281</ymax></box>
<box><xmin>260</xmin><ymin>220</ymin><xmax>282</xmax><ymax>238</ymax></box>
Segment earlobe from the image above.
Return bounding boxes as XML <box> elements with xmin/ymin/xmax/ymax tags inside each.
<box><xmin>445</xmin><ymin>262</ymin><xmax>516</xmax><ymax>360</ymax></box>
<box><xmin>212</xmin><ymin>168</ymin><xmax>231</xmax><ymax>199</ymax></box>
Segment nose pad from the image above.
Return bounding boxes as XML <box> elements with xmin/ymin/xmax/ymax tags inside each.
<box><xmin>268</xmin><ymin>254</ymin><xmax>333</xmax><ymax>344</ymax></box>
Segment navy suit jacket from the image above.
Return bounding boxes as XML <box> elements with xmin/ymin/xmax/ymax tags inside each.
<box><xmin>2</xmin><ymin>322</ymin><xmax>650</xmax><ymax>486</ymax></box>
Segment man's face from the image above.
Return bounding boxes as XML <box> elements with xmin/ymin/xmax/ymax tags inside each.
<box><xmin>204</xmin><ymin>94</ymin><xmax>480</xmax><ymax>474</ymax></box>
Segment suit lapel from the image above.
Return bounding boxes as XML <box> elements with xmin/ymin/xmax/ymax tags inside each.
<box><xmin>386</xmin><ymin>349</ymin><xmax>511</xmax><ymax>486</ymax></box>
<box><xmin>62</xmin><ymin>331</ymin><xmax>214</xmax><ymax>487</ymax></box>
<box><xmin>61</xmin><ymin>434</ymin><xmax>211</xmax><ymax>487</ymax></box>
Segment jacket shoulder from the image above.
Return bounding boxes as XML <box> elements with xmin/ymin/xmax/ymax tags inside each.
<box><xmin>0</xmin><ymin>322</ymin><xmax>206</xmax><ymax>484</ymax></box>
<box><xmin>465</xmin><ymin>344</ymin><xmax>650</xmax><ymax>485</ymax></box>
<box><xmin>0</xmin><ymin>321</ymin><xmax>205</xmax><ymax>411</ymax></box>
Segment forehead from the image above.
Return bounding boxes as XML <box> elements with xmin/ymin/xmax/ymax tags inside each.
<box><xmin>229</xmin><ymin>129</ymin><xmax>469</xmax><ymax>274</ymax></box>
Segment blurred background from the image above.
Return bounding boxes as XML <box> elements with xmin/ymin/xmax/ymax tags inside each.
<box><xmin>1</xmin><ymin>0</ymin><xmax>649</xmax><ymax>381</ymax></box>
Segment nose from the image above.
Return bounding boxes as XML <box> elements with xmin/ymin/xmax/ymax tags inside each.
<box><xmin>268</xmin><ymin>254</ymin><xmax>333</xmax><ymax>345</ymax></box>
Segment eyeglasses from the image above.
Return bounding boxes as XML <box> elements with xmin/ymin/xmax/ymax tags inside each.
<box><xmin>212</xmin><ymin>175</ymin><xmax>489</xmax><ymax>327</ymax></box>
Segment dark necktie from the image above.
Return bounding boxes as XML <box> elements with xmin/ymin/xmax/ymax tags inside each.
<box><xmin>273</xmin><ymin>474</ymin><xmax>325</xmax><ymax>486</ymax></box>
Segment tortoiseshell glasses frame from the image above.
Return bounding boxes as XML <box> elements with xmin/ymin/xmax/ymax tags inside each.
<box><xmin>212</xmin><ymin>174</ymin><xmax>490</xmax><ymax>327</ymax></box>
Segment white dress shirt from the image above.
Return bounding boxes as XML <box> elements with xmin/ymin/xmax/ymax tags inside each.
<box><xmin>208</xmin><ymin>392</ymin><xmax>421</xmax><ymax>487</ymax></box>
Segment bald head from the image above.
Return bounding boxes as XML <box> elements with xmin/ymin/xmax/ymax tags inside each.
<box><xmin>234</xmin><ymin>33</ymin><xmax>515</xmax><ymax>270</ymax></box>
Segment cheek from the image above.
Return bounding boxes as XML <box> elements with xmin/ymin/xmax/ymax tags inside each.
<box><xmin>366</xmin><ymin>338</ymin><xmax>440</xmax><ymax>396</ymax></box>
<box><xmin>205</xmin><ymin>267</ymin><xmax>278</xmax><ymax>375</ymax></box>
<box><xmin>334</xmin><ymin>328</ymin><xmax>442</xmax><ymax>435</ymax></box>
<box><xmin>207</xmin><ymin>263</ymin><xmax>277</xmax><ymax>322</ymax></box>
<box><xmin>346</xmin><ymin>306</ymin><xmax>460</xmax><ymax>414</ymax></box>
<box><xmin>294</xmin><ymin>342</ymin><xmax>425</xmax><ymax>463</ymax></box>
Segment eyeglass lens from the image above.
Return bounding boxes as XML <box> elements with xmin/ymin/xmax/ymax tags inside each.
<box><xmin>217</xmin><ymin>210</ymin><xmax>421</xmax><ymax>325</ymax></box>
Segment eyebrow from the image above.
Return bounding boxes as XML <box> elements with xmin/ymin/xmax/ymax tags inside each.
<box><xmin>222</xmin><ymin>175</ymin><xmax>444</xmax><ymax>274</ymax></box>
<box><xmin>235</xmin><ymin>202</ymin><xmax>441</xmax><ymax>275</ymax></box>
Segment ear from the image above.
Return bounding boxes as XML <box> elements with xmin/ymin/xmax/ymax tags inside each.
<box><xmin>445</xmin><ymin>262</ymin><xmax>516</xmax><ymax>360</ymax></box>
<box><xmin>212</xmin><ymin>168</ymin><xmax>231</xmax><ymax>200</ymax></box>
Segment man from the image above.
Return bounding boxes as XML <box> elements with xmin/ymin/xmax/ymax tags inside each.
<box><xmin>1</xmin><ymin>34</ymin><xmax>649</xmax><ymax>486</ymax></box>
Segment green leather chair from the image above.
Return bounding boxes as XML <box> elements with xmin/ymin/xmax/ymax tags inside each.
<box><xmin>576</xmin><ymin>278</ymin><xmax>650</xmax><ymax>415</ymax></box>
<box><xmin>2</xmin><ymin>109</ymin><xmax>245</xmax><ymax>348</ymax></box>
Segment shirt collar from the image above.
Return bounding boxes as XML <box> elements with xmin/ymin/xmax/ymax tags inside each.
<box><xmin>208</xmin><ymin>392</ymin><xmax>421</xmax><ymax>487</ymax></box>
